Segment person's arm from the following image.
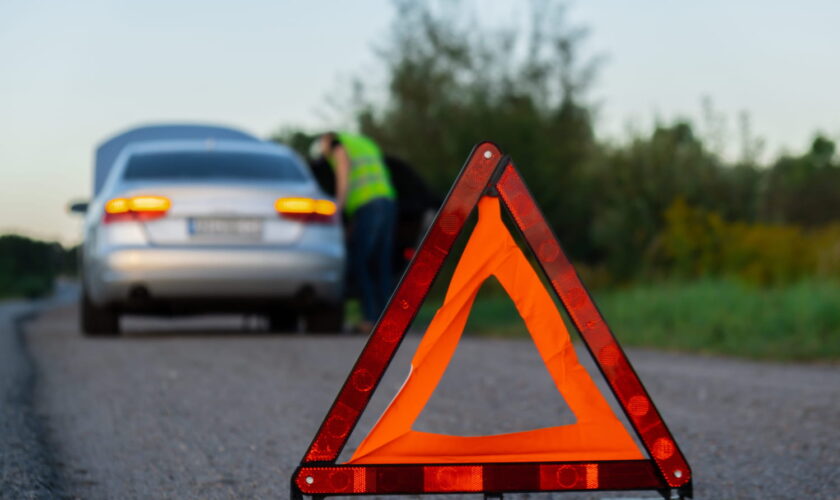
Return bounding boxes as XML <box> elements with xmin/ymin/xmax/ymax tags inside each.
<box><xmin>332</xmin><ymin>144</ymin><xmax>351</xmax><ymax>210</ymax></box>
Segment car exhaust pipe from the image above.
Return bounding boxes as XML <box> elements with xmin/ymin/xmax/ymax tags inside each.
<box><xmin>293</xmin><ymin>285</ymin><xmax>317</xmax><ymax>307</ymax></box>
<box><xmin>128</xmin><ymin>284</ymin><xmax>151</xmax><ymax>303</ymax></box>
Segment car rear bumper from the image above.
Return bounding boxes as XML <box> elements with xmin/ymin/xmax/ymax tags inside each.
<box><xmin>87</xmin><ymin>245</ymin><xmax>344</xmax><ymax>307</ymax></box>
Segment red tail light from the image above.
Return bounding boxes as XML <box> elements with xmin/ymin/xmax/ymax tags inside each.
<box><xmin>275</xmin><ymin>197</ymin><xmax>337</xmax><ymax>223</ymax></box>
<box><xmin>103</xmin><ymin>196</ymin><xmax>170</xmax><ymax>224</ymax></box>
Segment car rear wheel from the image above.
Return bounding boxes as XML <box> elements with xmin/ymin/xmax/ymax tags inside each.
<box><xmin>81</xmin><ymin>289</ymin><xmax>120</xmax><ymax>336</ymax></box>
<box><xmin>304</xmin><ymin>303</ymin><xmax>345</xmax><ymax>334</ymax></box>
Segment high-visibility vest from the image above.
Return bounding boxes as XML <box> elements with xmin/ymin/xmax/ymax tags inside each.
<box><xmin>329</xmin><ymin>133</ymin><xmax>396</xmax><ymax>215</ymax></box>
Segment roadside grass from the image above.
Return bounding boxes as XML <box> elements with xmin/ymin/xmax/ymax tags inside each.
<box><xmin>0</xmin><ymin>274</ymin><xmax>54</xmax><ymax>299</ymax></box>
<box><xmin>410</xmin><ymin>279</ymin><xmax>840</xmax><ymax>362</ymax></box>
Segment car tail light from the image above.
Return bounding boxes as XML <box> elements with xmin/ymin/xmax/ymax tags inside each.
<box><xmin>275</xmin><ymin>197</ymin><xmax>337</xmax><ymax>223</ymax></box>
<box><xmin>103</xmin><ymin>195</ymin><xmax>170</xmax><ymax>223</ymax></box>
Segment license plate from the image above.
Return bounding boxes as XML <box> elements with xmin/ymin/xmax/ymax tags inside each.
<box><xmin>189</xmin><ymin>218</ymin><xmax>263</xmax><ymax>238</ymax></box>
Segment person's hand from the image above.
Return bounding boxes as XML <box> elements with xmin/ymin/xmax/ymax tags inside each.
<box><xmin>318</xmin><ymin>135</ymin><xmax>332</xmax><ymax>158</ymax></box>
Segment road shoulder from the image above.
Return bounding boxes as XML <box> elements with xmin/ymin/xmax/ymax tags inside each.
<box><xmin>0</xmin><ymin>300</ymin><xmax>64</xmax><ymax>499</ymax></box>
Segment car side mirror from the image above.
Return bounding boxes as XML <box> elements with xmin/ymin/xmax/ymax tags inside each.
<box><xmin>68</xmin><ymin>200</ymin><xmax>89</xmax><ymax>215</ymax></box>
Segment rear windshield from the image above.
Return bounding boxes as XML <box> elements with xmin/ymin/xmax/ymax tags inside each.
<box><xmin>123</xmin><ymin>151</ymin><xmax>308</xmax><ymax>182</ymax></box>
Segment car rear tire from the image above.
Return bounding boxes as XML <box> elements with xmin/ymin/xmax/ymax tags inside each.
<box><xmin>81</xmin><ymin>289</ymin><xmax>120</xmax><ymax>336</ymax></box>
<box><xmin>304</xmin><ymin>303</ymin><xmax>345</xmax><ymax>334</ymax></box>
<box><xmin>267</xmin><ymin>308</ymin><xmax>299</xmax><ymax>333</ymax></box>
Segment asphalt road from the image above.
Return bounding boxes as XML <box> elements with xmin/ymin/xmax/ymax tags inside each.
<box><xmin>4</xmin><ymin>293</ymin><xmax>840</xmax><ymax>499</ymax></box>
<box><xmin>1</xmin><ymin>299</ymin><xmax>57</xmax><ymax>500</ymax></box>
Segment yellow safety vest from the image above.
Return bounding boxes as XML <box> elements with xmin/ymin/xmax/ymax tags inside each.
<box><xmin>329</xmin><ymin>133</ymin><xmax>396</xmax><ymax>215</ymax></box>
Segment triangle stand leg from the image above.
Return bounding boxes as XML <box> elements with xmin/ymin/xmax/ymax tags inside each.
<box><xmin>290</xmin><ymin>481</ymin><xmax>303</xmax><ymax>500</ymax></box>
<box><xmin>659</xmin><ymin>484</ymin><xmax>694</xmax><ymax>500</ymax></box>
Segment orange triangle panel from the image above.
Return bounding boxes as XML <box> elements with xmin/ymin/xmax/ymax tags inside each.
<box><xmin>292</xmin><ymin>143</ymin><xmax>692</xmax><ymax>498</ymax></box>
<box><xmin>349</xmin><ymin>196</ymin><xmax>641</xmax><ymax>464</ymax></box>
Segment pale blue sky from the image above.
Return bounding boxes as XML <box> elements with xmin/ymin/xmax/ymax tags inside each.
<box><xmin>2</xmin><ymin>1</ymin><xmax>839</xmax><ymax>244</ymax></box>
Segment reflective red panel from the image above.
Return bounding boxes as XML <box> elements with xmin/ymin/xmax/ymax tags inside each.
<box><xmin>495</xmin><ymin>163</ymin><xmax>691</xmax><ymax>488</ymax></box>
<box><xmin>628</xmin><ymin>395</ymin><xmax>651</xmax><ymax>417</ymax></box>
<box><xmin>423</xmin><ymin>466</ymin><xmax>483</xmax><ymax>492</ymax></box>
<box><xmin>295</xmin><ymin>461</ymin><xmax>665</xmax><ymax>495</ymax></box>
<box><xmin>301</xmin><ymin>144</ymin><xmax>501</xmax><ymax>464</ymax></box>
<box><xmin>539</xmin><ymin>464</ymin><xmax>598</xmax><ymax>490</ymax></box>
<box><xmin>652</xmin><ymin>438</ymin><xmax>675</xmax><ymax>460</ymax></box>
<box><xmin>305</xmin><ymin>401</ymin><xmax>360</xmax><ymax>462</ymax></box>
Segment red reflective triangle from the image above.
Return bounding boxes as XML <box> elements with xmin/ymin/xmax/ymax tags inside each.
<box><xmin>292</xmin><ymin>143</ymin><xmax>692</xmax><ymax>498</ymax></box>
<box><xmin>346</xmin><ymin>195</ymin><xmax>642</xmax><ymax>465</ymax></box>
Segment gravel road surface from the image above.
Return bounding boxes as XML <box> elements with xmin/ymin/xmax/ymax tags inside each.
<box><xmin>0</xmin><ymin>300</ymin><xmax>58</xmax><ymax>500</ymax></box>
<box><xmin>10</xmin><ymin>297</ymin><xmax>840</xmax><ymax>499</ymax></box>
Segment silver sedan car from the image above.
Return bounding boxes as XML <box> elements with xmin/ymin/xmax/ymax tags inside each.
<box><xmin>78</xmin><ymin>137</ymin><xmax>344</xmax><ymax>335</ymax></box>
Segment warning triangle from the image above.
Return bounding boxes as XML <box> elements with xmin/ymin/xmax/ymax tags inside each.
<box><xmin>349</xmin><ymin>196</ymin><xmax>641</xmax><ymax>464</ymax></box>
<box><xmin>292</xmin><ymin>143</ymin><xmax>692</xmax><ymax>499</ymax></box>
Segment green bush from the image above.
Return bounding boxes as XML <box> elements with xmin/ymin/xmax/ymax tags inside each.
<box><xmin>655</xmin><ymin>199</ymin><xmax>840</xmax><ymax>285</ymax></box>
<box><xmin>15</xmin><ymin>275</ymin><xmax>54</xmax><ymax>299</ymax></box>
<box><xmin>0</xmin><ymin>234</ymin><xmax>62</xmax><ymax>299</ymax></box>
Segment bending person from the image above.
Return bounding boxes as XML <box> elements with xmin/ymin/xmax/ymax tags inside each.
<box><xmin>314</xmin><ymin>132</ymin><xmax>397</xmax><ymax>332</ymax></box>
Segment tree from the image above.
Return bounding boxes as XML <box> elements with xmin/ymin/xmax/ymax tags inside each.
<box><xmin>271</xmin><ymin>1</ymin><xmax>840</xmax><ymax>286</ymax></box>
<box><xmin>587</xmin><ymin>122</ymin><xmax>736</xmax><ymax>280</ymax></box>
<box><xmin>351</xmin><ymin>0</ymin><xmax>601</xmax><ymax>259</ymax></box>
<box><xmin>762</xmin><ymin>136</ymin><xmax>840</xmax><ymax>226</ymax></box>
<box><xmin>0</xmin><ymin>234</ymin><xmax>63</xmax><ymax>298</ymax></box>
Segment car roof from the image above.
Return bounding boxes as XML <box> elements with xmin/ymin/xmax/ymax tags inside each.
<box><xmin>121</xmin><ymin>139</ymin><xmax>301</xmax><ymax>158</ymax></box>
<box><xmin>99</xmin><ymin>140</ymin><xmax>312</xmax><ymax>192</ymax></box>
<box><xmin>94</xmin><ymin>123</ymin><xmax>263</xmax><ymax>196</ymax></box>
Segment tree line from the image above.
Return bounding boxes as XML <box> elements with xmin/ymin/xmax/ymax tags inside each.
<box><xmin>279</xmin><ymin>1</ymin><xmax>840</xmax><ymax>286</ymax></box>
<box><xmin>0</xmin><ymin>234</ymin><xmax>76</xmax><ymax>298</ymax></box>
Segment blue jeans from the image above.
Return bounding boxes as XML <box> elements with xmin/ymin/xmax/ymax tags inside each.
<box><xmin>349</xmin><ymin>198</ymin><xmax>397</xmax><ymax>322</ymax></box>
